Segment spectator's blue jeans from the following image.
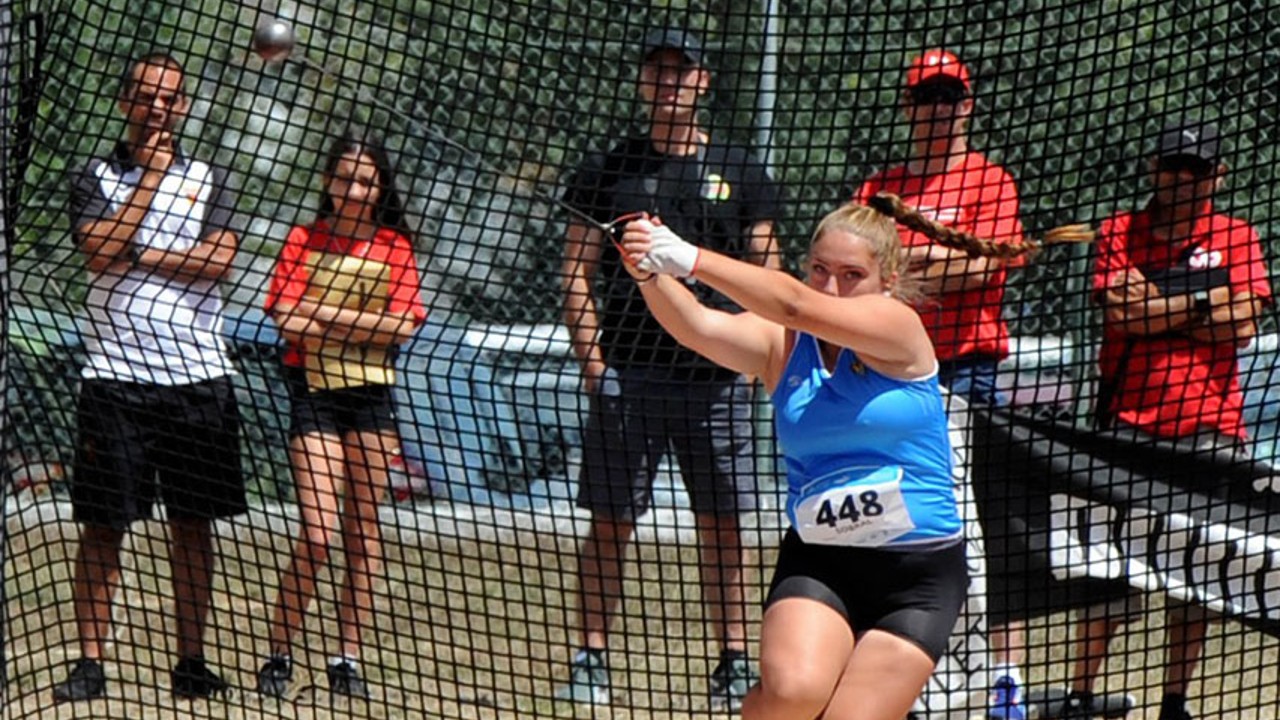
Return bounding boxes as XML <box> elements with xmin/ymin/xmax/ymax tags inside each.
<box><xmin>938</xmin><ymin>356</ymin><xmax>1009</xmax><ymax>407</ymax></box>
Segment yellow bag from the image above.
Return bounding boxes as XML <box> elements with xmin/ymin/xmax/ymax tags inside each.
<box><xmin>302</xmin><ymin>252</ymin><xmax>393</xmax><ymax>390</ymax></box>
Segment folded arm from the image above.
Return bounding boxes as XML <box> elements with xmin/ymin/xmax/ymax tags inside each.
<box><xmin>1187</xmin><ymin>294</ymin><xmax>1266</xmax><ymax>346</ymax></box>
<box><xmin>1101</xmin><ymin>268</ymin><xmax>1235</xmax><ymax>337</ymax></box>
<box><xmin>135</xmin><ymin>229</ymin><xmax>238</xmax><ymax>282</ymax></box>
<box><xmin>291</xmin><ymin>298</ymin><xmax>418</xmax><ymax>347</ymax></box>
<box><xmin>76</xmin><ymin>178</ymin><xmax>162</xmax><ymax>274</ymax></box>
<box><xmin>908</xmin><ymin>244</ymin><xmax>1000</xmax><ymax>293</ymax></box>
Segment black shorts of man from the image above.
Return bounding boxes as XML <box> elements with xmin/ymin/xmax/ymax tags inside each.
<box><xmin>51</xmin><ymin>52</ymin><xmax>246</xmax><ymax>702</ymax></box>
<box><xmin>557</xmin><ymin>26</ymin><xmax>782</xmax><ymax>711</ymax></box>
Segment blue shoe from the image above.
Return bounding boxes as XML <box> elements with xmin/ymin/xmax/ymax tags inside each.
<box><xmin>52</xmin><ymin>658</ymin><xmax>106</xmax><ymax>702</ymax></box>
<box><xmin>989</xmin><ymin>675</ymin><xmax>1027</xmax><ymax>720</ymax></box>
<box><xmin>708</xmin><ymin>654</ymin><xmax>757</xmax><ymax>713</ymax></box>
<box><xmin>553</xmin><ymin>650</ymin><xmax>610</xmax><ymax>705</ymax></box>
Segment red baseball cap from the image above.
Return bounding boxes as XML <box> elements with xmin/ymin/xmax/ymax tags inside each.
<box><xmin>905</xmin><ymin>49</ymin><xmax>971</xmax><ymax>92</ymax></box>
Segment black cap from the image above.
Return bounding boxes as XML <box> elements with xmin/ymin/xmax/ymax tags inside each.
<box><xmin>642</xmin><ymin>28</ymin><xmax>704</xmax><ymax>66</ymax></box>
<box><xmin>1157</xmin><ymin>120</ymin><xmax>1220</xmax><ymax>163</ymax></box>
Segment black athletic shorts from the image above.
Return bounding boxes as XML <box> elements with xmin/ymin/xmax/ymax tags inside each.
<box><xmin>575</xmin><ymin>367</ymin><xmax>756</xmax><ymax>520</ymax></box>
<box><xmin>72</xmin><ymin>377</ymin><xmax>247</xmax><ymax>530</ymax></box>
<box><xmin>765</xmin><ymin>529</ymin><xmax>968</xmax><ymax>662</ymax></box>
<box><xmin>286</xmin><ymin>366</ymin><xmax>398</xmax><ymax>437</ymax></box>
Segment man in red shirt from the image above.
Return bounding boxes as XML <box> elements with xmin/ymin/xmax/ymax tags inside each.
<box><xmin>856</xmin><ymin>49</ymin><xmax>1024</xmax><ymax>407</ymax></box>
<box><xmin>1072</xmin><ymin>120</ymin><xmax>1271</xmax><ymax>720</ymax></box>
<box><xmin>1093</xmin><ymin>122</ymin><xmax>1269</xmax><ymax>439</ymax></box>
<box><xmin>856</xmin><ymin>49</ymin><xmax>1031</xmax><ymax>720</ymax></box>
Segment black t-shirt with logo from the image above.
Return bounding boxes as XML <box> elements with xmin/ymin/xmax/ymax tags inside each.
<box><xmin>564</xmin><ymin>134</ymin><xmax>782</xmax><ymax>379</ymax></box>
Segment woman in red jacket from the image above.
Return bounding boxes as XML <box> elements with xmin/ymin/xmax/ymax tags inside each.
<box><xmin>258</xmin><ymin>135</ymin><xmax>426</xmax><ymax>699</ymax></box>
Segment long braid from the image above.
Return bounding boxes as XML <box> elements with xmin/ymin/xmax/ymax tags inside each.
<box><xmin>866</xmin><ymin>192</ymin><xmax>1094</xmax><ymax>258</ymax></box>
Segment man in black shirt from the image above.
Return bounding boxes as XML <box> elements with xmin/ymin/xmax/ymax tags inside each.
<box><xmin>558</xmin><ymin>27</ymin><xmax>782</xmax><ymax>711</ymax></box>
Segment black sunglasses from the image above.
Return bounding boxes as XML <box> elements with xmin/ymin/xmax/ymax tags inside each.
<box><xmin>908</xmin><ymin>82</ymin><xmax>969</xmax><ymax>105</ymax></box>
<box><xmin>1157</xmin><ymin>155</ymin><xmax>1216</xmax><ymax>177</ymax></box>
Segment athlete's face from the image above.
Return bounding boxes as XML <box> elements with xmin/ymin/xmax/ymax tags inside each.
<box><xmin>118</xmin><ymin>62</ymin><xmax>188</xmax><ymax>136</ymax></box>
<box><xmin>325</xmin><ymin>151</ymin><xmax>382</xmax><ymax>221</ymax></box>
<box><xmin>638</xmin><ymin>49</ymin><xmax>709</xmax><ymax>120</ymax></box>
<box><xmin>903</xmin><ymin>81</ymin><xmax>972</xmax><ymax>145</ymax></box>
<box><xmin>1150</xmin><ymin>154</ymin><xmax>1224</xmax><ymax>208</ymax></box>
<box><xmin>806</xmin><ymin>230</ymin><xmax>895</xmax><ymax>298</ymax></box>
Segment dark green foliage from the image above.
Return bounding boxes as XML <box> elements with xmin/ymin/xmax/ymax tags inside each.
<box><xmin>12</xmin><ymin>1</ymin><xmax>1277</xmax><ymax>322</ymax></box>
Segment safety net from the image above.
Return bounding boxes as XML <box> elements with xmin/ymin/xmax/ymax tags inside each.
<box><xmin>2</xmin><ymin>1</ymin><xmax>1278</xmax><ymax>718</ymax></box>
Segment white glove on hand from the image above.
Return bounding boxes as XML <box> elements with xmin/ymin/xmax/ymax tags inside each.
<box><xmin>635</xmin><ymin>222</ymin><xmax>700</xmax><ymax>278</ymax></box>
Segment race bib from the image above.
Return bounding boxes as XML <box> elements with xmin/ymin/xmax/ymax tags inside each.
<box><xmin>789</xmin><ymin>466</ymin><xmax>917</xmax><ymax>547</ymax></box>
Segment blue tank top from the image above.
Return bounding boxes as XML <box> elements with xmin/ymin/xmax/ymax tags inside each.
<box><xmin>771</xmin><ymin>333</ymin><xmax>962</xmax><ymax>548</ymax></box>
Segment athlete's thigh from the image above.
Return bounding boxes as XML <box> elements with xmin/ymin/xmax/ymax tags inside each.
<box><xmin>154</xmin><ymin>378</ymin><xmax>247</xmax><ymax>521</ymax></box>
<box><xmin>758</xmin><ymin>597</ymin><xmax>854</xmax><ymax>701</ymax></box>
<box><xmin>821</xmin><ymin>629</ymin><xmax>935</xmax><ymax>720</ymax></box>
<box><xmin>71</xmin><ymin>379</ymin><xmax>158</xmax><ymax>529</ymax></box>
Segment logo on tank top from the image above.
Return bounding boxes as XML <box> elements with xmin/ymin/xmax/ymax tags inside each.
<box><xmin>702</xmin><ymin>173</ymin><xmax>732</xmax><ymax>201</ymax></box>
<box><xmin>850</xmin><ymin>358</ymin><xmax>866</xmax><ymax>375</ymax></box>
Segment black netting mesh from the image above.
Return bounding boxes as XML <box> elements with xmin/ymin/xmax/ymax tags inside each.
<box><xmin>3</xmin><ymin>1</ymin><xmax>1280</xmax><ymax>718</ymax></box>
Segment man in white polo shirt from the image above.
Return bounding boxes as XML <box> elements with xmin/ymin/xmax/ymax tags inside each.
<box><xmin>52</xmin><ymin>52</ymin><xmax>245</xmax><ymax>702</ymax></box>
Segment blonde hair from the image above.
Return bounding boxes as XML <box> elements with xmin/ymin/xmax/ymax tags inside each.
<box><xmin>808</xmin><ymin>203</ymin><xmax>916</xmax><ymax>301</ymax></box>
<box><xmin>866</xmin><ymin>192</ymin><xmax>1094</xmax><ymax>258</ymax></box>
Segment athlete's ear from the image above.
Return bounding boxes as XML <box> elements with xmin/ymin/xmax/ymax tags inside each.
<box><xmin>883</xmin><ymin>270</ymin><xmax>898</xmax><ymax>296</ymax></box>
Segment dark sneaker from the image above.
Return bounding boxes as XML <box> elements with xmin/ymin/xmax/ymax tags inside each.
<box><xmin>553</xmin><ymin>650</ymin><xmax>610</xmax><ymax>705</ymax></box>
<box><xmin>1158</xmin><ymin>707</ymin><xmax>1193</xmax><ymax>720</ymax></box>
<box><xmin>1029</xmin><ymin>687</ymin><xmax>1137</xmax><ymax>719</ymax></box>
<box><xmin>708</xmin><ymin>654</ymin><xmax>756</xmax><ymax>713</ymax></box>
<box><xmin>171</xmin><ymin>656</ymin><xmax>229</xmax><ymax>699</ymax></box>
<box><xmin>256</xmin><ymin>655</ymin><xmax>293</xmax><ymax>699</ymax></box>
<box><xmin>327</xmin><ymin>661</ymin><xmax>370</xmax><ymax>699</ymax></box>
<box><xmin>988</xmin><ymin>675</ymin><xmax>1028</xmax><ymax>720</ymax></box>
<box><xmin>1058</xmin><ymin>690</ymin><xmax>1137</xmax><ymax>719</ymax></box>
<box><xmin>52</xmin><ymin>658</ymin><xmax>106</xmax><ymax>702</ymax></box>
